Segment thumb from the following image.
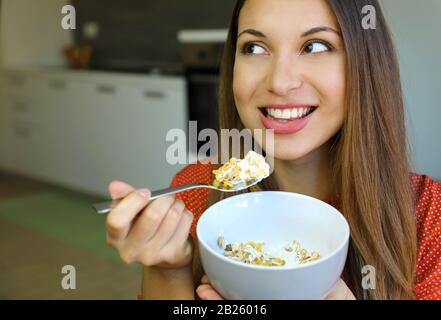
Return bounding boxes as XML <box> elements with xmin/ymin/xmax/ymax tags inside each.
<box><xmin>108</xmin><ymin>180</ymin><xmax>136</xmax><ymax>200</ymax></box>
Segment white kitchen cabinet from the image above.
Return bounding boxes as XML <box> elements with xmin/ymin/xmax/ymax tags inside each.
<box><xmin>0</xmin><ymin>73</ymin><xmax>16</xmax><ymax>169</ymax></box>
<box><xmin>0</xmin><ymin>68</ymin><xmax>188</xmax><ymax>196</ymax></box>
<box><xmin>32</xmin><ymin>77</ymin><xmax>88</xmax><ymax>183</ymax></box>
<box><xmin>0</xmin><ymin>71</ymin><xmax>49</xmax><ymax>174</ymax></box>
<box><xmin>94</xmin><ymin>85</ymin><xmax>188</xmax><ymax>190</ymax></box>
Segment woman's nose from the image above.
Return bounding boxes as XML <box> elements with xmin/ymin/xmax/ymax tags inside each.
<box><xmin>266</xmin><ymin>56</ymin><xmax>303</xmax><ymax>96</ymax></box>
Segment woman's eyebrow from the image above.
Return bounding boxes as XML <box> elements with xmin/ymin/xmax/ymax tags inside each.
<box><xmin>238</xmin><ymin>28</ymin><xmax>266</xmax><ymax>39</ymax></box>
<box><xmin>301</xmin><ymin>26</ymin><xmax>341</xmax><ymax>37</ymax></box>
<box><xmin>237</xmin><ymin>26</ymin><xmax>341</xmax><ymax>40</ymax></box>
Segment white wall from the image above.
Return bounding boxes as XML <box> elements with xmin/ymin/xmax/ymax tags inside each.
<box><xmin>0</xmin><ymin>0</ymin><xmax>73</xmax><ymax>68</ymax></box>
<box><xmin>380</xmin><ymin>0</ymin><xmax>441</xmax><ymax>180</ymax></box>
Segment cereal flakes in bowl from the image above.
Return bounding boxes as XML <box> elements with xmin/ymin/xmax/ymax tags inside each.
<box><xmin>196</xmin><ymin>191</ymin><xmax>350</xmax><ymax>300</ymax></box>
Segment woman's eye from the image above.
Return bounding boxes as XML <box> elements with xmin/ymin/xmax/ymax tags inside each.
<box><xmin>303</xmin><ymin>41</ymin><xmax>331</xmax><ymax>54</ymax></box>
<box><xmin>242</xmin><ymin>43</ymin><xmax>267</xmax><ymax>55</ymax></box>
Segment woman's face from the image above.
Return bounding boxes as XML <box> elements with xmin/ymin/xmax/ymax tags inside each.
<box><xmin>233</xmin><ymin>0</ymin><xmax>346</xmax><ymax>160</ymax></box>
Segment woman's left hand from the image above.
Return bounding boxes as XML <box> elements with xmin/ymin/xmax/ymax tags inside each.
<box><xmin>196</xmin><ymin>275</ymin><xmax>356</xmax><ymax>300</ymax></box>
<box><xmin>196</xmin><ymin>275</ymin><xmax>224</xmax><ymax>300</ymax></box>
<box><xmin>323</xmin><ymin>278</ymin><xmax>356</xmax><ymax>300</ymax></box>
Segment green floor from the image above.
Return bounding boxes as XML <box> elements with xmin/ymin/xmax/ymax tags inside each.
<box><xmin>0</xmin><ymin>190</ymin><xmax>133</xmax><ymax>266</ymax></box>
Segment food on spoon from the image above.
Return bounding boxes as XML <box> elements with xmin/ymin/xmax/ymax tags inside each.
<box><xmin>212</xmin><ymin>151</ymin><xmax>270</xmax><ymax>189</ymax></box>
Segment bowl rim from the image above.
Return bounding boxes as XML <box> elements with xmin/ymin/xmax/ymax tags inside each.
<box><xmin>196</xmin><ymin>191</ymin><xmax>350</xmax><ymax>271</ymax></box>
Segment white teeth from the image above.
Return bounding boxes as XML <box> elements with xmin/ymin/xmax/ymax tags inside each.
<box><xmin>282</xmin><ymin>109</ymin><xmax>291</xmax><ymax>119</ymax></box>
<box><xmin>268</xmin><ymin>108</ymin><xmax>276</xmax><ymax>117</ymax></box>
<box><xmin>265</xmin><ymin>107</ymin><xmax>314</xmax><ymax>120</ymax></box>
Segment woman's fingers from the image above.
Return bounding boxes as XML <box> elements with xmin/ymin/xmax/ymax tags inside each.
<box><xmin>196</xmin><ymin>283</ymin><xmax>224</xmax><ymax>300</ymax></box>
<box><xmin>324</xmin><ymin>278</ymin><xmax>356</xmax><ymax>300</ymax></box>
<box><xmin>106</xmin><ymin>188</ymin><xmax>151</xmax><ymax>241</ymax></box>
<box><xmin>122</xmin><ymin>196</ymin><xmax>176</xmax><ymax>264</ymax></box>
<box><xmin>105</xmin><ymin>181</ymin><xmax>196</xmax><ymax>269</ymax></box>
<box><xmin>157</xmin><ymin>209</ymin><xmax>194</xmax><ymax>267</ymax></box>
<box><xmin>201</xmin><ymin>275</ymin><xmax>210</xmax><ymax>284</ymax></box>
<box><xmin>162</xmin><ymin>209</ymin><xmax>194</xmax><ymax>253</ymax></box>
<box><xmin>197</xmin><ymin>275</ymin><xmax>225</xmax><ymax>300</ymax></box>
<box><xmin>108</xmin><ymin>180</ymin><xmax>135</xmax><ymax>200</ymax></box>
<box><xmin>127</xmin><ymin>196</ymin><xmax>176</xmax><ymax>246</ymax></box>
<box><xmin>147</xmin><ymin>199</ymin><xmax>186</xmax><ymax>249</ymax></box>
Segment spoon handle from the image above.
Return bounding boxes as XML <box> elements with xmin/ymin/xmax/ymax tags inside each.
<box><xmin>92</xmin><ymin>183</ymin><xmax>210</xmax><ymax>214</ymax></box>
<box><xmin>150</xmin><ymin>183</ymin><xmax>211</xmax><ymax>199</ymax></box>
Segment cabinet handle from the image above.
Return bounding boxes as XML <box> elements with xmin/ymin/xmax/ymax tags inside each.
<box><xmin>49</xmin><ymin>79</ymin><xmax>67</xmax><ymax>90</ymax></box>
<box><xmin>96</xmin><ymin>84</ymin><xmax>116</xmax><ymax>94</ymax></box>
<box><xmin>12</xmin><ymin>123</ymin><xmax>33</xmax><ymax>139</ymax></box>
<box><xmin>143</xmin><ymin>90</ymin><xmax>165</xmax><ymax>99</ymax></box>
<box><xmin>12</xmin><ymin>102</ymin><xmax>29</xmax><ymax>113</ymax></box>
<box><xmin>9</xmin><ymin>75</ymin><xmax>25</xmax><ymax>87</ymax></box>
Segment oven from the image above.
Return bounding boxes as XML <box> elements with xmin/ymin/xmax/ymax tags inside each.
<box><xmin>186</xmin><ymin>68</ymin><xmax>219</xmax><ymax>152</ymax></box>
<box><xmin>179</xmin><ymin>30</ymin><xmax>227</xmax><ymax>157</ymax></box>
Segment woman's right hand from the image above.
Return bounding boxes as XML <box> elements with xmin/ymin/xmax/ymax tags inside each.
<box><xmin>105</xmin><ymin>180</ymin><xmax>194</xmax><ymax>269</ymax></box>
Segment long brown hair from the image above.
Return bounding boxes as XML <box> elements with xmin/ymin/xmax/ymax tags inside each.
<box><xmin>206</xmin><ymin>0</ymin><xmax>417</xmax><ymax>300</ymax></box>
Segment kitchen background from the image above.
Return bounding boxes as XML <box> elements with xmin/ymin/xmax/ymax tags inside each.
<box><xmin>0</xmin><ymin>0</ymin><xmax>439</xmax><ymax>299</ymax></box>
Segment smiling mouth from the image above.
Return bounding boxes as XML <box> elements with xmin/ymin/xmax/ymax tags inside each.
<box><xmin>259</xmin><ymin>106</ymin><xmax>318</xmax><ymax>122</ymax></box>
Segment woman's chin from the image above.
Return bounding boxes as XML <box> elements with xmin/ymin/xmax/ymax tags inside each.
<box><xmin>264</xmin><ymin>145</ymin><xmax>314</xmax><ymax>162</ymax></box>
<box><xmin>272</xmin><ymin>151</ymin><xmax>312</xmax><ymax>161</ymax></box>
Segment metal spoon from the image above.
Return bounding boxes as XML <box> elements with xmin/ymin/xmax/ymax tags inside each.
<box><xmin>92</xmin><ymin>177</ymin><xmax>264</xmax><ymax>214</ymax></box>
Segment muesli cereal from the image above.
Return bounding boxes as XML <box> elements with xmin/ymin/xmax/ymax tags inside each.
<box><xmin>217</xmin><ymin>235</ymin><xmax>321</xmax><ymax>267</ymax></box>
<box><xmin>212</xmin><ymin>151</ymin><xmax>270</xmax><ymax>189</ymax></box>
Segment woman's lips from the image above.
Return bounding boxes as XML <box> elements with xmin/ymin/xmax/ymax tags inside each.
<box><xmin>259</xmin><ymin>107</ymin><xmax>317</xmax><ymax>134</ymax></box>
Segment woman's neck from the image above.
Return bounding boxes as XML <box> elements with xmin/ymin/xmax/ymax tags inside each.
<box><xmin>272</xmin><ymin>142</ymin><xmax>335</xmax><ymax>202</ymax></box>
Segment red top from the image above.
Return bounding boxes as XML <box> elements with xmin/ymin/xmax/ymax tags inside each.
<box><xmin>170</xmin><ymin>162</ymin><xmax>441</xmax><ymax>300</ymax></box>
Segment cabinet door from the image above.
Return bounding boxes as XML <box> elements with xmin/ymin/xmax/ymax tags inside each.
<box><xmin>0</xmin><ymin>72</ymin><xmax>49</xmax><ymax>175</ymax></box>
<box><xmin>71</xmin><ymin>83</ymin><xmax>187</xmax><ymax>195</ymax></box>
<box><xmin>0</xmin><ymin>73</ymin><xmax>11</xmax><ymax>167</ymax></box>
<box><xmin>125</xmin><ymin>86</ymin><xmax>188</xmax><ymax>190</ymax></box>
<box><xmin>35</xmin><ymin>78</ymin><xmax>96</xmax><ymax>189</ymax></box>
<box><xmin>54</xmin><ymin>80</ymin><xmax>117</xmax><ymax>194</ymax></box>
<box><xmin>0</xmin><ymin>72</ymin><xmax>28</xmax><ymax>170</ymax></box>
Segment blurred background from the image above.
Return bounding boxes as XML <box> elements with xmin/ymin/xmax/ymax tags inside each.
<box><xmin>0</xmin><ymin>0</ymin><xmax>439</xmax><ymax>299</ymax></box>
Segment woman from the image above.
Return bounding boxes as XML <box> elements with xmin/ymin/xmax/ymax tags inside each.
<box><xmin>105</xmin><ymin>0</ymin><xmax>441</xmax><ymax>300</ymax></box>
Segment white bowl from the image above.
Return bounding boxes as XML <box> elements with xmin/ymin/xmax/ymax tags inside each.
<box><xmin>196</xmin><ymin>191</ymin><xmax>350</xmax><ymax>300</ymax></box>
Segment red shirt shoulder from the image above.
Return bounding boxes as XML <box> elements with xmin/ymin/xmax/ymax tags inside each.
<box><xmin>411</xmin><ymin>173</ymin><xmax>441</xmax><ymax>300</ymax></box>
<box><xmin>170</xmin><ymin>161</ymin><xmax>213</xmax><ymax>237</ymax></box>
